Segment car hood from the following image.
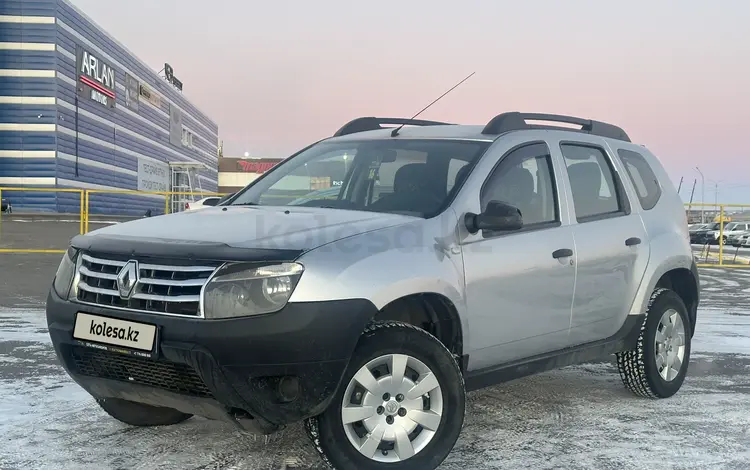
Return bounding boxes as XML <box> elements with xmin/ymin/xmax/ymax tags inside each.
<box><xmin>74</xmin><ymin>206</ymin><xmax>418</xmax><ymax>256</ymax></box>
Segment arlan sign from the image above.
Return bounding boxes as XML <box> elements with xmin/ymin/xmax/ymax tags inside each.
<box><xmin>76</xmin><ymin>46</ymin><xmax>116</xmax><ymax>109</ymax></box>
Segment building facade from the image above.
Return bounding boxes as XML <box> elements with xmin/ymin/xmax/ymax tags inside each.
<box><xmin>217</xmin><ymin>156</ymin><xmax>283</xmax><ymax>194</ymax></box>
<box><xmin>0</xmin><ymin>0</ymin><xmax>219</xmax><ymax>215</ymax></box>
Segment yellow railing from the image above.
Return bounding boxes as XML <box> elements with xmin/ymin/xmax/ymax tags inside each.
<box><xmin>83</xmin><ymin>189</ymin><xmax>223</xmax><ymax>233</ymax></box>
<box><xmin>0</xmin><ymin>188</ymin><xmax>224</xmax><ymax>254</ymax></box>
<box><xmin>686</xmin><ymin>203</ymin><xmax>750</xmax><ymax>268</ymax></box>
<box><xmin>0</xmin><ymin>187</ymin><xmax>85</xmax><ymax>254</ymax></box>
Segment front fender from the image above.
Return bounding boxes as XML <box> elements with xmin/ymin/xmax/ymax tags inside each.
<box><xmin>289</xmin><ymin>213</ymin><xmax>469</xmax><ymax>344</ymax></box>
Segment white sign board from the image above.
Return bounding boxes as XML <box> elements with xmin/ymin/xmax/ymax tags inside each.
<box><xmin>137</xmin><ymin>158</ymin><xmax>169</xmax><ymax>192</ymax></box>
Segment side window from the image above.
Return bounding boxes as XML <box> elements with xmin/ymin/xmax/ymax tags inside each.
<box><xmin>481</xmin><ymin>142</ymin><xmax>558</xmax><ymax>227</ymax></box>
<box><xmin>617</xmin><ymin>149</ymin><xmax>662</xmax><ymax>211</ymax></box>
<box><xmin>560</xmin><ymin>144</ymin><xmax>624</xmax><ymax>221</ymax></box>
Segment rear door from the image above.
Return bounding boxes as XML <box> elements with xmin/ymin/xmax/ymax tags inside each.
<box><xmin>551</xmin><ymin>137</ymin><xmax>650</xmax><ymax>346</ymax></box>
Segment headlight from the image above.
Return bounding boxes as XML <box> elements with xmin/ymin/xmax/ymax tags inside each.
<box><xmin>52</xmin><ymin>247</ymin><xmax>79</xmax><ymax>298</ymax></box>
<box><xmin>201</xmin><ymin>262</ymin><xmax>304</xmax><ymax>319</ymax></box>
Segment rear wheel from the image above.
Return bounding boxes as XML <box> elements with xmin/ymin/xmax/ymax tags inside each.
<box><xmin>616</xmin><ymin>288</ymin><xmax>692</xmax><ymax>398</ymax></box>
<box><xmin>96</xmin><ymin>397</ymin><xmax>193</xmax><ymax>426</ymax></box>
<box><xmin>305</xmin><ymin>321</ymin><xmax>465</xmax><ymax>470</ymax></box>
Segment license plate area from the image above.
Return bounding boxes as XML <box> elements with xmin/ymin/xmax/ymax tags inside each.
<box><xmin>73</xmin><ymin>312</ymin><xmax>158</xmax><ymax>359</ymax></box>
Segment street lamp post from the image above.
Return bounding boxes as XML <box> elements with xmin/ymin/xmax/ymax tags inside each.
<box><xmin>694</xmin><ymin>166</ymin><xmax>705</xmax><ymax>223</ymax></box>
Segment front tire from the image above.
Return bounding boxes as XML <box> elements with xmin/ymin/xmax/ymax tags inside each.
<box><xmin>96</xmin><ymin>397</ymin><xmax>193</xmax><ymax>426</ymax></box>
<box><xmin>306</xmin><ymin>321</ymin><xmax>465</xmax><ymax>470</ymax></box>
<box><xmin>616</xmin><ymin>288</ymin><xmax>692</xmax><ymax>398</ymax></box>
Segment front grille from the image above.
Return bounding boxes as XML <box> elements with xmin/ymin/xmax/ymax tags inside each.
<box><xmin>69</xmin><ymin>346</ymin><xmax>213</xmax><ymax>398</ymax></box>
<box><xmin>76</xmin><ymin>253</ymin><xmax>218</xmax><ymax>317</ymax></box>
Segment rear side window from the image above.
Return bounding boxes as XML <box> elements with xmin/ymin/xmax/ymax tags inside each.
<box><xmin>617</xmin><ymin>149</ymin><xmax>661</xmax><ymax>210</ymax></box>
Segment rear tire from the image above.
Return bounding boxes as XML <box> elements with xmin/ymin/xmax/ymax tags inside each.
<box><xmin>305</xmin><ymin>320</ymin><xmax>465</xmax><ymax>470</ymax></box>
<box><xmin>96</xmin><ymin>397</ymin><xmax>193</xmax><ymax>426</ymax></box>
<box><xmin>616</xmin><ymin>288</ymin><xmax>692</xmax><ymax>398</ymax></box>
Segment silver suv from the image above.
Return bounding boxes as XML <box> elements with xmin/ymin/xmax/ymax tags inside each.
<box><xmin>47</xmin><ymin>112</ymin><xmax>700</xmax><ymax>470</ymax></box>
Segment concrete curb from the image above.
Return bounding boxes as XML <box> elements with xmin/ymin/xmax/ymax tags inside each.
<box><xmin>697</xmin><ymin>251</ymin><xmax>750</xmax><ymax>265</ymax></box>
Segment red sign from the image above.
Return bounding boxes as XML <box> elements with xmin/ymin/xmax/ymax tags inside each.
<box><xmin>237</xmin><ymin>161</ymin><xmax>278</xmax><ymax>173</ymax></box>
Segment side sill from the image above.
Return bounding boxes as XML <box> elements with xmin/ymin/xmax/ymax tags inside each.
<box><xmin>464</xmin><ymin>314</ymin><xmax>645</xmax><ymax>392</ymax></box>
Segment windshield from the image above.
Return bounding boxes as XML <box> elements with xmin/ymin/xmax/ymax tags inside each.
<box><xmin>228</xmin><ymin>139</ymin><xmax>491</xmax><ymax>217</ymax></box>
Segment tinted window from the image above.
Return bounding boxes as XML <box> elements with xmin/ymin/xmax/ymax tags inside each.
<box><xmin>481</xmin><ymin>142</ymin><xmax>558</xmax><ymax>226</ymax></box>
<box><xmin>203</xmin><ymin>198</ymin><xmax>220</xmax><ymax>206</ymax></box>
<box><xmin>560</xmin><ymin>144</ymin><xmax>624</xmax><ymax>221</ymax></box>
<box><xmin>617</xmin><ymin>149</ymin><xmax>661</xmax><ymax>210</ymax></box>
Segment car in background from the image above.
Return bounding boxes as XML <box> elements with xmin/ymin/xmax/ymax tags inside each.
<box><xmin>184</xmin><ymin>196</ymin><xmax>222</xmax><ymax>211</ymax></box>
<box><xmin>688</xmin><ymin>223</ymin><xmax>710</xmax><ymax>243</ymax></box>
<box><xmin>729</xmin><ymin>230</ymin><xmax>750</xmax><ymax>247</ymax></box>
<box><xmin>694</xmin><ymin>222</ymin><xmax>750</xmax><ymax>245</ymax></box>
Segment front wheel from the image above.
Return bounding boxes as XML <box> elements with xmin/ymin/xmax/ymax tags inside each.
<box><xmin>306</xmin><ymin>321</ymin><xmax>466</xmax><ymax>470</ymax></box>
<box><xmin>616</xmin><ymin>288</ymin><xmax>692</xmax><ymax>398</ymax></box>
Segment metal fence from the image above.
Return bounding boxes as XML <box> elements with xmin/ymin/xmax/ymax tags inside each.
<box><xmin>0</xmin><ymin>188</ymin><xmax>223</xmax><ymax>254</ymax></box>
<box><xmin>686</xmin><ymin>203</ymin><xmax>750</xmax><ymax>268</ymax></box>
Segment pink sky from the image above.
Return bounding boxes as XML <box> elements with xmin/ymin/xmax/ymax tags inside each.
<box><xmin>70</xmin><ymin>0</ymin><xmax>750</xmax><ymax>203</ymax></box>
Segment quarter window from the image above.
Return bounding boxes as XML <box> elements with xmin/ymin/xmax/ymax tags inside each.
<box><xmin>481</xmin><ymin>142</ymin><xmax>558</xmax><ymax>227</ymax></box>
<box><xmin>560</xmin><ymin>144</ymin><xmax>624</xmax><ymax>221</ymax></box>
<box><xmin>617</xmin><ymin>149</ymin><xmax>662</xmax><ymax>210</ymax></box>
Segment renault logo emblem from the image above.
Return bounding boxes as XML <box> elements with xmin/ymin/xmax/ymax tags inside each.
<box><xmin>116</xmin><ymin>260</ymin><xmax>139</xmax><ymax>299</ymax></box>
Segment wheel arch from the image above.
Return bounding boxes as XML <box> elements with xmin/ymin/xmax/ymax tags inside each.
<box><xmin>373</xmin><ymin>292</ymin><xmax>465</xmax><ymax>367</ymax></box>
<box><xmin>653</xmin><ymin>267</ymin><xmax>699</xmax><ymax>337</ymax></box>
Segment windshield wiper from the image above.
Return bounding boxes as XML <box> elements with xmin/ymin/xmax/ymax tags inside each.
<box><xmin>231</xmin><ymin>202</ymin><xmax>258</xmax><ymax>206</ymax></box>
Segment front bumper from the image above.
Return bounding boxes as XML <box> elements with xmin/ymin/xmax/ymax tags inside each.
<box><xmin>46</xmin><ymin>288</ymin><xmax>378</xmax><ymax>434</ymax></box>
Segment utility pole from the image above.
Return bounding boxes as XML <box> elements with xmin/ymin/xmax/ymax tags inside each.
<box><xmin>694</xmin><ymin>167</ymin><xmax>705</xmax><ymax>223</ymax></box>
<box><xmin>714</xmin><ymin>181</ymin><xmax>719</xmax><ymax>207</ymax></box>
<box><xmin>687</xmin><ymin>178</ymin><xmax>696</xmax><ymax>222</ymax></box>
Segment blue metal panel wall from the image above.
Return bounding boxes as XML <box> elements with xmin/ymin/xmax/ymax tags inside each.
<box><xmin>54</xmin><ymin>0</ymin><xmax>219</xmax><ymax>216</ymax></box>
<box><xmin>0</xmin><ymin>0</ymin><xmax>59</xmax><ymax>212</ymax></box>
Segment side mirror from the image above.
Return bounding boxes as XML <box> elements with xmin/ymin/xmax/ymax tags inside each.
<box><xmin>464</xmin><ymin>200</ymin><xmax>523</xmax><ymax>234</ymax></box>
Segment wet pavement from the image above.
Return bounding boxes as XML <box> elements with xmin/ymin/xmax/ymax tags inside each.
<box><xmin>1</xmin><ymin>252</ymin><xmax>749</xmax><ymax>469</ymax></box>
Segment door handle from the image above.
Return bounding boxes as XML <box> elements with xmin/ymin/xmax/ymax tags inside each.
<box><xmin>625</xmin><ymin>237</ymin><xmax>642</xmax><ymax>246</ymax></box>
<box><xmin>552</xmin><ymin>248</ymin><xmax>573</xmax><ymax>259</ymax></box>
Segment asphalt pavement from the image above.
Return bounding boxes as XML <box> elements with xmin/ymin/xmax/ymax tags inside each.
<box><xmin>1</xmin><ymin>223</ymin><xmax>750</xmax><ymax>469</ymax></box>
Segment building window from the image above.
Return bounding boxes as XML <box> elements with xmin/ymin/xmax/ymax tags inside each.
<box><xmin>181</xmin><ymin>127</ymin><xmax>194</xmax><ymax>148</ymax></box>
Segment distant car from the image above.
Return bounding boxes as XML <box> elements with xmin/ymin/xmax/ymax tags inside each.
<box><xmin>729</xmin><ymin>231</ymin><xmax>750</xmax><ymax>247</ymax></box>
<box><xmin>1</xmin><ymin>198</ymin><xmax>11</xmax><ymax>214</ymax></box>
<box><xmin>184</xmin><ymin>196</ymin><xmax>222</xmax><ymax>211</ymax></box>
<box><xmin>688</xmin><ymin>223</ymin><xmax>710</xmax><ymax>243</ymax></box>
<box><xmin>696</xmin><ymin>222</ymin><xmax>750</xmax><ymax>245</ymax></box>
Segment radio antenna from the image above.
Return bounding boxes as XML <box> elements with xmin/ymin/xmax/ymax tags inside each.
<box><xmin>391</xmin><ymin>71</ymin><xmax>476</xmax><ymax>137</ymax></box>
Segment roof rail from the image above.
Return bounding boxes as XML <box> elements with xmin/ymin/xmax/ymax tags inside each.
<box><xmin>481</xmin><ymin>112</ymin><xmax>631</xmax><ymax>142</ymax></box>
<box><xmin>333</xmin><ymin>117</ymin><xmax>452</xmax><ymax>137</ymax></box>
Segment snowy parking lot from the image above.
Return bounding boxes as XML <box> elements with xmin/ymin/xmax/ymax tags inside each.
<box><xmin>1</xmin><ymin>262</ymin><xmax>750</xmax><ymax>469</ymax></box>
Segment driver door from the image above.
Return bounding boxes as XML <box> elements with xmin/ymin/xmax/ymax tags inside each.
<box><xmin>457</xmin><ymin>138</ymin><xmax>577</xmax><ymax>371</ymax></box>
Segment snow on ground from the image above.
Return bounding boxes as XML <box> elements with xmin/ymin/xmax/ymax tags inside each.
<box><xmin>1</xmin><ymin>269</ymin><xmax>749</xmax><ymax>469</ymax></box>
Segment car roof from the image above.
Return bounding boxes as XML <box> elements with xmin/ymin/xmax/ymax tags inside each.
<box><xmin>325</xmin><ymin>113</ymin><xmax>635</xmax><ymax>146</ymax></box>
<box><xmin>328</xmin><ymin>124</ymin><xmax>495</xmax><ymax>142</ymax></box>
